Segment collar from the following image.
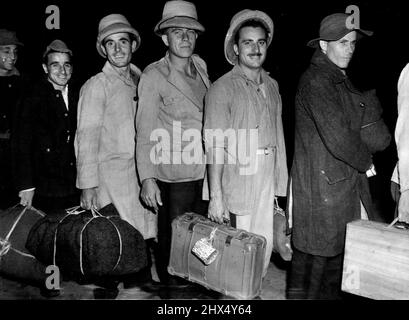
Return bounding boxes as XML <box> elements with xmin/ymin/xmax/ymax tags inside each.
<box><xmin>0</xmin><ymin>66</ymin><xmax>20</xmax><ymax>77</ymax></box>
<box><xmin>102</xmin><ymin>61</ymin><xmax>141</xmax><ymax>87</ymax></box>
<box><xmin>230</xmin><ymin>64</ymin><xmax>269</xmax><ymax>86</ymax></box>
<box><xmin>310</xmin><ymin>49</ymin><xmax>347</xmax><ymax>84</ymax></box>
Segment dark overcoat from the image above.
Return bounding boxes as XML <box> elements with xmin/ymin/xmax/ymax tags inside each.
<box><xmin>12</xmin><ymin>77</ymin><xmax>79</xmax><ymax>198</ymax></box>
<box><xmin>291</xmin><ymin>49</ymin><xmax>374</xmax><ymax>257</ymax></box>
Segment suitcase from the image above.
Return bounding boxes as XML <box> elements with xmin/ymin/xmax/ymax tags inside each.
<box><xmin>342</xmin><ymin>219</ymin><xmax>409</xmax><ymax>300</ymax></box>
<box><xmin>168</xmin><ymin>212</ymin><xmax>266</xmax><ymax>300</ymax></box>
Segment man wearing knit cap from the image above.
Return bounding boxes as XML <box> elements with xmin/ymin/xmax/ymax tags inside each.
<box><xmin>135</xmin><ymin>0</ymin><xmax>210</xmax><ymax>288</ymax></box>
<box><xmin>75</xmin><ymin>14</ymin><xmax>157</xmax><ymax>292</ymax></box>
<box><xmin>288</xmin><ymin>13</ymin><xmax>377</xmax><ymax>299</ymax></box>
<box><xmin>0</xmin><ymin>29</ymin><xmax>25</xmax><ymax>209</ymax></box>
<box><xmin>203</xmin><ymin>9</ymin><xmax>289</xmax><ymax>280</ymax></box>
<box><xmin>13</xmin><ymin>39</ymin><xmax>80</xmax><ymax>211</ymax></box>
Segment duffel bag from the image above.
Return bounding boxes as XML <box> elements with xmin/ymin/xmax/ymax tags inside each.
<box><xmin>0</xmin><ymin>205</ymin><xmax>48</xmax><ymax>284</ymax></box>
<box><xmin>26</xmin><ymin>204</ymin><xmax>147</xmax><ymax>279</ymax></box>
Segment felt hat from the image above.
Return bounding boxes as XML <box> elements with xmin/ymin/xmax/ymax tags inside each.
<box><xmin>307</xmin><ymin>13</ymin><xmax>373</xmax><ymax>48</ymax></box>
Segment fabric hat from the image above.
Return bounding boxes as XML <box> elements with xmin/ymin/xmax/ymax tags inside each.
<box><xmin>307</xmin><ymin>13</ymin><xmax>373</xmax><ymax>48</ymax></box>
<box><xmin>0</xmin><ymin>29</ymin><xmax>24</xmax><ymax>46</ymax></box>
<box><xmin>96</xmin><ymin>14</ymin><xmax>141</xmax><ymax>58</ymax></box>
<box><xmin>154</xmin><ymin>0</ymin><xmax>205</xmax><ymax>36</ymax></box>
<box><xmin>224</xmin><ymin>9</ymin><xmax>274</xmax><ymax>66</ymax></box>
<box><xmin>43</xmin><ymin>39</ymin><xmax>72</xmax><ymax>59</ymax></box>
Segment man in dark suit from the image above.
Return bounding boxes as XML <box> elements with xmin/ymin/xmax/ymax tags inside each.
<box><xmin>0</xmin><ymin>29</ymin><xmax>25</xmax><ymax>209</ymax></box>
<box><xmin>12</xmin><ymin>39</ymin><xmax>80</xmax><ymax>212</ymax></box>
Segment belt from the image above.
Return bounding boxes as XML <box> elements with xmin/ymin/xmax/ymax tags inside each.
<box><xmin>256</xmin><ymin>147</ymin><xmax>275</xmax><ymax>155</ymax></box>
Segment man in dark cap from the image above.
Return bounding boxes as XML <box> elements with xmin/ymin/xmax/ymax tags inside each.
<box><xmin>288</xmin><ymin>13</ymin><xmax>380</xmax><ymax>299</ymax></box>
<box><xmin>0</xmin><ymin>29</ymin><xmax>25</xmax><ymax>208</ymax></box>
<box><xmin>12</xmin><ymin>39</ymin><xmax>80</xmax><ymax>211</ymax></box>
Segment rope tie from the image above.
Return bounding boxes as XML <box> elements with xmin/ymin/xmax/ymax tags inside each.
<box><xmin>52</xmin><ymin>206</ymin><xmax>123</xmax><ymax>276</ymax></box>
<box><xmin>1</xmin><ymin>204</ymin><xmax>43</xmax><ymax>258</ymax></box>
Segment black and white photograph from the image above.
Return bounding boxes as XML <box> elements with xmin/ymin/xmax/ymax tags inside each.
<box><xmin>1</xmin><ymin>0</ymin><xmax>408</xmax><ymax>311</ymax></box>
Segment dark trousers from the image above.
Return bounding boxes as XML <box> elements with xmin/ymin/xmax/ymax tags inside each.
<box><xmin>155</xmin><ymin>179</ymin><xmax>208</xmax><ymax>284</ymax></box>
<box><xmin>287</xmin><ymin>247</ymin><xmax>344</xmax><ymax>300</ymax></box>
<box><xmin>0</xmin><ymin>139</ymin><xmax>19</xmax><ymax>209</ymax></box>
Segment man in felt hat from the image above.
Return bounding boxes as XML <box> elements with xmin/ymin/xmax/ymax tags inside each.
<box><xmin>13</xmin><ymin>39</ymin><xmax>80</xmax><ymax>211</ymax></box>
<box><xmin>288</xmin><ymin>12</ymin><xmax>378</xmax><ymax>299</ymax></box>
<box><xmin>203</xmin><ymin>9</ymin><xmax>289</xmax><ymax>280</ymax></box>
<box><xmin>135</xmin><ymin>0</ymin><xmax>210</xmax><ymax>288</ymax></box>
<box><xmin>74</xmin><ymin>14</ymin><xmax>158</xmax><ymax>292</ymax></box>
<box><xmin>0</xmin><ymin>29</ymin><xmax>25</xmax><ymax>209</ymax></box>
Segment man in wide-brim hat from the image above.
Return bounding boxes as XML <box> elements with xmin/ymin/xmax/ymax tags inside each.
<box><xmin>288</xmin><ymin>12</ymin><xmax>379</xmax><ymax>299</ymax></box>
<box><xmin>136</xmin><ymin>0</ymin><xmax>210</xmax><ymax>289</ymax></box>
<box><xmin>204</xmin><ymin>9</ymin><xmax>289</xmax><ymax>280</ymax></box>
<box><xmin>75</xmin><ymin>13</ymin><xmax>158</xmax><ymax>293</ymax></box>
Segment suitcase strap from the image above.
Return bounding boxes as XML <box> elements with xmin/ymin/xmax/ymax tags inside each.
<box><xmin>188</xmin><ymin>219</ymin><xmax>233</xmax><ymax>246</ymax></box>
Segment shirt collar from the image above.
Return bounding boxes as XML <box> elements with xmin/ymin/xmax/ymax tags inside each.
<box><xmin>102</xmin><ymin>61</ymin><xmax>141</xmax><ymax>87</ymax></box>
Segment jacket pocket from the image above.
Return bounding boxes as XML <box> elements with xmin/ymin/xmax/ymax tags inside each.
<box><xmin>161</xmin><ymin>95</ymin><xmax>190</xmax><ymax>120</ymax></box>
<box><xmin>319</xmin><ymin>164</ymin><xmax>353</xmax><ymax>185</ymax></box>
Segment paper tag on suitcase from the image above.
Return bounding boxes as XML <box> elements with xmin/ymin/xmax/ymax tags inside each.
<box><xmin>192</xmin><ymin>236</ymin><xmax>218</xmax><ymax>265</ymax></box>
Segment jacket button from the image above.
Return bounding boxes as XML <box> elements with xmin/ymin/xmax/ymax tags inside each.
<box><xmin>66</xmin><ymin>130</ymin><xmax>70</xmax><ymax>133</ymax></box>
<box><xmin>8</xmin><ymin>84</ymin><xmax>12</xmax><ymax>88</ymax></box>
<box><xmin>360</xmin><ymin>102</ymin><xmax>365</xmax><ymax>108</ymax></box>
<box><xmin>46</xmin><ymin>148</ymin><xmax>50</xmax><ymax>152</ymax></box>
<box><xmin>2</xmin><ymin>115</ymin><xmax>6</xmax><ymax>119</ymax></box>
<box><xmin>320</xmin><ymin>170</ymin><xmax>325</xmax><ymax>174</ymax></box>
<box><xmin>133</xmin><ymin>96</ymin><xmax>138</xmax><ymax>101</ymax></box>
<box><xmin>56</xmin><ymin>93</ymin><xmax>60</xmax><ymax>98</ymax></box>
<box><xmin>64</xmin><ymin>113</ymin><xmax>68</xmax><ymax>117</ymax></box>
<box><xmin>70</xmin><ymin>162</ymin><xmax>74</xmax><ymax>166</ymax></box>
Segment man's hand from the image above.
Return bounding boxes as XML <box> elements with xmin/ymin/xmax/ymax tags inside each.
<box><xmin>141</xmin><ymin>178</ymin><xmax>162</xmax><ymax>213</ymax></box>
<box><xmin>19</xmin><ymin>190</ymin><xmax>35</xmax><ymax>208</ymax></box>
<box><xmin>81</xmin><ymin>187</ymin><xmax>98</xmax><ymax>210</ymax></box>
<box><xmin>208</xmin><ymin>195</ymin><xmax>228</xmax><ymax>224</ymax></box>
<box><xmin>398</xmin><ymin>190</ymin><xmax>409</xmax><ymax>223</ymax></box>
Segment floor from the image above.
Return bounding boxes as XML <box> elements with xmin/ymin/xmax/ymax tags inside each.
<box><xmin>0</xmin><ymin>253</ymin><xmax>289</xmax><ymax>300</ymax></box>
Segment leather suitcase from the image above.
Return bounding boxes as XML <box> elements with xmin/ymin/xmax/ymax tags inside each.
<box><xmin>168</xmin><ymin>212</ymin><xmax>266</xmax><ymax>300</ymax></box>
<box><xmin>342</xmin><ymin>219</ymin><xmax>409</xmax><ymax>300</ymax></box>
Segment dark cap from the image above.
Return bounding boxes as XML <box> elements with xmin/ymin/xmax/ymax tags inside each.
<box><xmin>43</xmin><ymin>39</ymin><xmax>72</xmax><ymax>58</ymax></box>
<box><xmin>0</xmin><ymin>29</ymin><xmax>24</xmax><ymax>46</ymax></box>
<box><xmin>307</xmin><ymin>13</ymin><xmax>373</xmax><ymax>48</ymax></box>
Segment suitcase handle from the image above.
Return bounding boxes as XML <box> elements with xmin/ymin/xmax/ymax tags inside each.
<box><xmin>388</xmin><ymin>217</ymin><xmax>409</xmax><ymax>230</ymax></box>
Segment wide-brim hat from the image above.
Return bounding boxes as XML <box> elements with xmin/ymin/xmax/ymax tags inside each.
<box><xmin>96</xmin><ymin>14</ymin><xmax>141</xmax><ymax>58</ymax></box>
<box><xmin>0</xmin><ymin>29</ymin><xmax>24</xmax><ymax>47</ymax></box>
<box><xmin>43</xmin><ymin>39</ymin><xmax>72</xmax><ymax>59</ymax></box>
<box><xmin>307</xmin><ymin>13</ymin><xmax>373</xmax><ymax>48</ymax></box>
<box><xmin>224</xmin><ymin>9</ymin><xmax>274</xmax><ymax>66</ymax></box>
<box><xmin>154</xmin><ymin>0</ymin><xmax>205</xmax><ymax>36</ymax></box>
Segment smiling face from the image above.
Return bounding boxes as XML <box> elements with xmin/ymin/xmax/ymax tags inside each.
<box><xmin>42</xmin><ymin>52</ymin><xmax>72</xmax><ymax>90</ymax></box>
<box><xmin>102</xmin><ymin>32</ymin><xmax>137</xmax><ymax>69</ymax></box>
<box><xmin>162</xmin><ymin>27</ymin><xmax>197</xmax><ymax>59</ymax></box>
<box><xmin>233</xmin><ymin>26</ymin><xmax>267</xmax><ymax>71</ymax></box>
<box><xmin>0</xmin><ymin>44</ymin><xmax>18</xmax><ymax>75</ymax></box>
<box><xmin>320</xmin><ymin>31</ymin><xmax>357</xmax><ymax>70</ymax></box>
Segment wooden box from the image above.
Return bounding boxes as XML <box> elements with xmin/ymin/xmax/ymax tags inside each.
<box><xmin>342</xmin><ymin>219</ymin><xmax>409</xmax><ymax>300</ymax></box>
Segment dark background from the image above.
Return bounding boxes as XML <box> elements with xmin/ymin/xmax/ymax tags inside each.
<box><xmin>3</xmin><ymin>0</ymin><xmax>407</xmax><ymax>221</ymax></box>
